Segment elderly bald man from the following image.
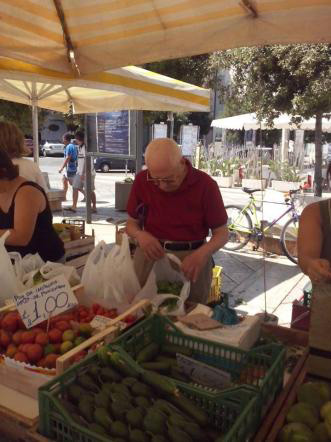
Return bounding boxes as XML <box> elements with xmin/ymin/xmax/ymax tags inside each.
<box><xmin>126</xmin><ymin>138</ymin><xmax>228</xmax><ymax>304</ymax></box>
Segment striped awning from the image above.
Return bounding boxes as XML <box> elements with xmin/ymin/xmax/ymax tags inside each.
<box><xmin>0</xmin><ymin>0</ymin><xmax>330</xmax><ymax>75</ymax></box>
<box><xmin>0</xmin><ymin>57</ymin><xmax>210</xmax><ymax>113</ymax></box>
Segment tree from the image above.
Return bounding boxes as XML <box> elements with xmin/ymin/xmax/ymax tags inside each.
<box><xmin>143</xmin><ymin>55</ymin><xmax>212</xmax><ymax>137</ymax></box>
<box><xmin>209</xmin><ymin>45</ymin><xmax>331</xmax><ymax>196</ymax></box>
<box><xmin>0</xmin><ymin>99</ymin><xmax>47</xmax><ymax>136</ymax></box>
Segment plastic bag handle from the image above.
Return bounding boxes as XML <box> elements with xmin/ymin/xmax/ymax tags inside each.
<box><xmin>165</xmin><ymin>253</ymin><xmax>182</xmax><ymax>269</ymax></box>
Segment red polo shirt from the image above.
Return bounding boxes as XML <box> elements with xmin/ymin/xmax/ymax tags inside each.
<box><xmin>127</xmin><ymin>161</ymin><xmax>228</xmax><ymax>241</ymax></box>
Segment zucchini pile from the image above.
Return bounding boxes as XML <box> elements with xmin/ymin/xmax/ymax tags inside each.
<box><xmin>136</xmin><ymin>342</ymin><xmax>192</xmax><ymax>383</ymax></box>
<box><xmin>58</xmin><ymin>346</ymin><xmax>224</xmax><ymax>442</ymax></box>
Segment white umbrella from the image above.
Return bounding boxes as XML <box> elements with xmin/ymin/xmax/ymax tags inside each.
<box><xmin>0</xmin><ymin>1</ymin><xmax>330</xmax><ymax>74</ymax></box>
<box><xmin>0</xmin><ymin>57</ymin><xmax>210</xmax><ymax>161</ymax></box>
<box><xmin>212</xmin><ymin>113</ymin><xmax>331</xmax><ymax>132</ymax></box>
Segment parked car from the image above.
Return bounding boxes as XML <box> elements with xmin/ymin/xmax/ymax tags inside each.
<box><xmin>94</xmin><ymin>157</ymin><xmax>136</xmax><ymax>173</ymax></box>
<box><xmin>42</xmin><ymin>141</ymin><xmax>65</xmax><ymax>157</ymax></box>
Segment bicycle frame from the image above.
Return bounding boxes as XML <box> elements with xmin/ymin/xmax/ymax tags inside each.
<box><xmin>228</xmin><ymin>194</ymin><xmax>299</xmax><ymax>235</ymax></box>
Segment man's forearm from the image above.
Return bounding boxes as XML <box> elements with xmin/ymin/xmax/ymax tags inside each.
<box><xmin>200</xmin><ymin>225</ymin><xmax>228</xmax><ymax>256</ymax></box>
<box><xmin>126</xmin><ymin>218</ymin><xmax>143</xmax><ymax>241</ymax></box>
<box><xmin>60</xmin><ymin>157</ymin><xmax>70</xmax><ymax>171</ymax></box>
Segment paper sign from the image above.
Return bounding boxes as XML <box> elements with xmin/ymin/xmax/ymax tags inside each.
<box><xmin>178</xmin><ymin>314</ymin><xmax>222</xmax><ymax>330</ymax></box>
<box><xmin>90</xmin><ymin>315</ymin><xmax>113</xmax><ymax>330</ymax></box>
<box><xmin>13</xmin><ymin>275</ymin><xmax>78</xmax><ymax>329</ymax></box>
<box><xmin>176</xmin><ymin>354</ymin><xmax>232</xmax><ymax>389</ymax></box>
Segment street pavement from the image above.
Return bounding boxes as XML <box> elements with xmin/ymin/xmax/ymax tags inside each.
<box><xmin>40</xmin><ymin>157</ymin><xmax>319</xmax><ymax>327</ymax></box>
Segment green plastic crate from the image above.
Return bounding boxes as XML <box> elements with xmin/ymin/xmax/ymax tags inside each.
<box><xmin>38</xmin><ymin>345</ymin><xmax>259</xmax><ymax>442</ymax></box>
<box><xmin>113</xmin><ymin>314</ymin><xmax>285</xmax><ymax>417</ymax></box>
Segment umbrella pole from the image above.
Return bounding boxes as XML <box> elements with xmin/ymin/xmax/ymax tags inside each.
<box><xmin>32</xmin><ymin>100</ymin><xmax>39</xmax><ymax>164</ymax></box>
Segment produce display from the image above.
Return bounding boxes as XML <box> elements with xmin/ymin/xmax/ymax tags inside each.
<box><xmin>156</xmin><ymin>281</ymin><xmax>183</xmax><ymax>311</ymax></box>
<box><xmin>53</xmin><ymin>223</ymin><xmax>81</xmax><ymax>242</ymax></box>
<box><xmin>55</xmin><ymin>346</ymin><xmax>229</xmax><ymax>442</ymax></box>
<box><xmin>0</xmin><ymin>303</ymin><xmax>123</xmax><ymax>369</ymax></box>
<box><xmin>279</xmin><ymin>381</ymin><xmax>331</xmax><ymax>442</ymax></box>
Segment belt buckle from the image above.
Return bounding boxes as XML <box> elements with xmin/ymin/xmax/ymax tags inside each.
<box><xmin>163</xmin><ymin>240</ymin><xmax>172</xmax><ymax>251</ymax></box>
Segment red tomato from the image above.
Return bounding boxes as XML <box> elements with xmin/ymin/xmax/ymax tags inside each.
<box><xmin>79</xmin><ymin>310</ymin><xmax>88</xmax><ymax>319</ymax></box>
<box><xmin>96</xmin><ymin>307</ymin><xmax>105</xmax><ymax>316</ymax></box>
<box><xmin>92</xmin><ymin>303</ymin><xmax>100</xmax><ymax>314</ymax></box>
<box><xmin>124</xmin><ymin>314</ymin><xmax>136</xmax><ymax>324</ymax></box>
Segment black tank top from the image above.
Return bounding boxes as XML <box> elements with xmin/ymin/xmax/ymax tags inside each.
<box><xmin>0</xmin><ymin>181</ymin><xmax>65</xmax><ymax>262</ymax></box>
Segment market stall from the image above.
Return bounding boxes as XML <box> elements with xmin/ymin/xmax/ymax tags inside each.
<box><xmin>0</xmin><ymin>229</ymin><xmax>329</xmax><ymax>442</ymax></box>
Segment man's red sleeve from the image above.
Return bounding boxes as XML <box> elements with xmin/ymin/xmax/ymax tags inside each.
<box><xmin>203</xmin><ymin>179</ymin><xmax>228</xmax><ymax>229</ymax></box>
<box><xmin>126</xmin><ymin>177</ymin><xmax>141</xmax><ymax>219</ymax></box>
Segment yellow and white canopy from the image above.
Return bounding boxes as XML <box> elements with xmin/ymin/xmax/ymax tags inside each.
<box><xmin>0</xmin><ymin>58</ymin><xmax>210</xmax><ymax>113</ymax></box>
<box><xmin>0</xmin><ymin>0</ymin><xmax>330</xmax><ymax>75</ymax></box>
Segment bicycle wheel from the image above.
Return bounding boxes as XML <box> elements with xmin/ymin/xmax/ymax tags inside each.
<box><xmin>224</xmin><ymin>205</ymin><xmax>253</xmax><ymax>251</ymax></box>
<box><xmin>280</xmin><ymin>217</ymin><xmax>300</xmax><ymax>264</ymax></box>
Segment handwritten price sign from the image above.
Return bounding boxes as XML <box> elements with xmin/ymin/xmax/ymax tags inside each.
<box><xmin>13</xmin><ymin>275</ymin><xmax>78</xmax><ymax>329</ymax></box>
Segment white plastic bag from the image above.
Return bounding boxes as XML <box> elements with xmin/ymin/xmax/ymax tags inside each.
<box><xmin>22</xmin><ymin>261</ymin><xmax>80</xmax><ymax>289</ymax></box>
<box><xmin>103</xmin><ymin>234</ymin><xmax>141</xmax><ymax>308</ymax></box>
<box><xmin>40</xmin><ymin>261</ymin><xmax>80</xmax><ymax>286</ymax></box>
<box><xmin>81</xmin><ymin>241</ymin><xmax>109</xmax><ymax>300</ymax></box>
<box><xmin>134</xmin><ymin>253</ymin><xmax>190</xmax><ymax>316</ymax></box>
<box><xmin>0</xmin><ymin>231</ymin><xmax>24</xmax><ymax>304</ymax></box>
<box><xmin>9</xmin><ymin>252</ymin><xmax>44</xmax><ymax>281</ymax></box>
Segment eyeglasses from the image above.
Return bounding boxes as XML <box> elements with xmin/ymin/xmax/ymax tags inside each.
<box><xmin>146</xmin><ymin>170</ymin><xmax>177</xmax><ymax>184</ymax></box>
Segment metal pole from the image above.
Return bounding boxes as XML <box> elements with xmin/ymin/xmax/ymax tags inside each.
<box><xmin>32</xmin><ymin>98</ymin><xmax>39</xmax><ymax>164</ymax></box>
<box><xmin>85</xmin><ymin>114</ymin><xmax>92</xmax><ymax>224</ymax></box>
<box><xmin>167</xmin><ymin>112</ymin><xmax>174</xmax><ymax>139</ymax></box>
<box><xmin>135</xmin><ymin>110</ymin><xmax>144</xmax><ymax>173</ymax></box>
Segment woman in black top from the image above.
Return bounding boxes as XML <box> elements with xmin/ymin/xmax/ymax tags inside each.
<box><xmin>0</xmin><ymin>148</ymin><xmax>64</xmax><ymax>262</ymax></box>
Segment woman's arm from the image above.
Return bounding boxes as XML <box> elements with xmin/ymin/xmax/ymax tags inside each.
<box><xmin>0</xmin><ymin>186</ymin><xmax>45</xmax><ymax>246</ymax></box>
<box><xmin>298</xmin><ymin>202</ymin><xmax>331</xmax><ymax>281</ymax></box>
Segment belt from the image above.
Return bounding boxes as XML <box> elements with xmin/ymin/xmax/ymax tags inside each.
<box><xmin>160</xmin><ymin>240</ymin><xmax>204</xmax><ymax>251</ymax></box>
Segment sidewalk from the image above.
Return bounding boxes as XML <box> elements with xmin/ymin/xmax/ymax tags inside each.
<box><xmin>214</xmin><ymin>248</ymin><xmax>309</xmax><ymax>327</ymax></box>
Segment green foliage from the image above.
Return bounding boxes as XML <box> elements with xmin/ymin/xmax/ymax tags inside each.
<box><xmin>209</xmin><ymin>44</ymin><xmax>331</xmax><ymax>195</ymax></box>
<box><xmin>269</xmin><ymin>160</ymin><xmax>301</xmax><ymax>182</ymax></box>
<box><xmin>143</xmin><ymin>56</ymin><xmax>212</xmax><ymax>136</ymax></box>
<box><xmin>0</xmin><ymin>99</ymin><xmax>47</xmax><ymax>135</ymax></box>
<box><xmin>209</xmin><ymin>44</ymin><xmax>331</xmax><ymax>123</ymax></box>
<box><xmin>215</xmin><ymin>158</ymin><xmax>240</xmax><ymax>177</ymax></box>
<box><xmin>144</xmin><ymin>55</ymin><xmax>210</xmax><ymax>87</ymax></box>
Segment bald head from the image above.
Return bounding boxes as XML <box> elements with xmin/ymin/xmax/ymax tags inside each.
<box><xmin>145</xmin><ymin>138</ymin><xmax>182</xmax><ymax>170</ymax></box>
<box><xmin>144</xmin><ymin>138</ymin><xmax>187</xmax><ymax>192</ymax></box>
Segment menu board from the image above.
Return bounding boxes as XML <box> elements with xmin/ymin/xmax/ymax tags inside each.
<box><xmin>153</xmin><ymin>123</ymin><xmax>167</xmax><ymax>139</ymax></box>
<box><xmin>97</xmin><ymin>111</ymin><xmax>129</xmax><ymax>154</ymax></box>
<box><xmin>180</xmin><ymin>124</ymin><xmax>199</xmax><ymax>156</ymax></box>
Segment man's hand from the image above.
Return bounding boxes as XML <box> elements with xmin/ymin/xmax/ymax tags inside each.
<box><xmin>58</xmin><ymin>168</ymin><xmax>63</xmax><ymax>174</ymax></box>
<box><xmin>306</xmin><ymin>258</ymin><xmax>331</xmax><ymax>283</ymax></box>
<box><xmin>181</xmin><ymin>248</ymin><xmax>208</xmax><ymax>282</ymax></box>
<box><xmin>136</xmin><ymin>231</ymin><xmax>164</xmax><ymax>261</ymax></box>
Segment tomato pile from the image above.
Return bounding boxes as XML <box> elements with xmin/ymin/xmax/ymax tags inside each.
<box><xmin>75</xmin><ymin>303</ymin><xmax>118</xmax><ymax>323</ymax></box>
<box><xmin>0</xmin><ymin>303</ymin><xmax>137</xmax><ymax>370</ymax></box>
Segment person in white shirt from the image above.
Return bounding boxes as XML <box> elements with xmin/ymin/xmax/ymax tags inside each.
<box><xmin>0</xmin><ymin>121</ymin><xmax>48</xmax><ymax>192</ymax></box>
<box><xmin>71</xmin><ymin>130</ymin><xmax>97</xmax><ymax>213</ymax></box>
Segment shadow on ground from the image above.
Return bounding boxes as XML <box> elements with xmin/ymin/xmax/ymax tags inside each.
<box><xmin>214</xmin><ymin>248</ymin><xmax>301</xmax><ymax>304</ymax></box>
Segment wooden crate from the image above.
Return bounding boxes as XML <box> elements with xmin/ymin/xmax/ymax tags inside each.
<box><xmin>253</xmin><ymin>324</ymin><xmax>309</xmax><ymax>442</ymax></box>
<box><xmin>256</xmin><ymin>355</ymin><xmax>309</xmax><ymax>442</ymax></box>
<box><xmin>308</xmin><ymin>282</ymin><xmax>331</xmax><ymax>379</ymax></box>
<box><xmin>56</xmin><ymin>299</ymin><xmax>150</xmax><ymax>374</ymax></box>
<box><xmin>47</xmin><ymin>189</ymin><xmax>65</xmax><ymax>213</ymax></box>
<box><xmin>64</xmin><ymin>235</ymin><xmax>95</xmax><ymax>260</ymax></box>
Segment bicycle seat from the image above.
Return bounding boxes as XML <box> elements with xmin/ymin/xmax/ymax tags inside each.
<box><xmin>242</xmin><ymin>187</ymin><xmax>261</xmax><ymax>194</ymax></box>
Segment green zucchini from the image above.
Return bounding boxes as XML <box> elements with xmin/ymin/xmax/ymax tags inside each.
<box><xmin>136</xmin><ymin>343</ymin><xmax>160</xmax><ymax>363</ymax></box>
<box><xmin>162</xmin><ymin>344</ymin><xmax>193</xmax><ymax>357</ymax></box>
